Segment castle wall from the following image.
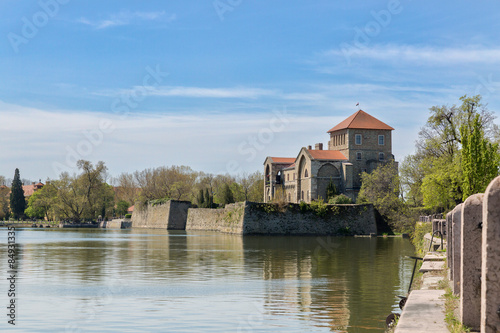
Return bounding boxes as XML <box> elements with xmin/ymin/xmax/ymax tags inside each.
<box><xmin>131</xmin><ymin>200</ymin><xmax>191</xmax><ymax>229</ymax></box>
<box><xmin>186</xmin><ymin>201</ymin><xmax>377</xmax><ymax>235</ymax></box>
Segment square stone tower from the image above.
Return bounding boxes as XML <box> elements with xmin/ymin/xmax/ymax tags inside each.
<box><xmin>327</xmin><ymin>110</ymin><xmax>394</xmax><ymax>190</ymax></box>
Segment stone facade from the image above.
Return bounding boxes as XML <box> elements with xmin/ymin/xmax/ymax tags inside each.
<box><xmin>131</xmin><ymin>200</ymin><xmax>191</xmax><ymax>229</ymax></box>
<box><xmin>264</xmin><ymin>110</ymin><xmax>395</xmax><ymax>203</ymax></box>
<box><xmin>186</xmin><ymin>201</ymin><xmax>377</xmax><ymax>235</ymax></box>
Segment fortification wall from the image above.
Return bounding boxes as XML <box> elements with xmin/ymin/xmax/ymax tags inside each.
<box><xmin>131</xmin><ymin>200</ymin><xmax>191</xmax><ymax>229</ymax></box>
<box><xmin>186</xmin><ymin>202</ymin><xmax>376</xmax><ymax>235</ymax></box>
<box><xmin>186</xmin><ymin>202</ymin><xmax>245</xmax><ymax>234</ymax></box>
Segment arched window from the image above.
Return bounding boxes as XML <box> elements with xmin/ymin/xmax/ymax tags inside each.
<box><xmin>288</xmin><ymin>193</ymin><xmax>291</xmax><ymax>202</ymax></box>
<box><xmin>287</xmin><ymin>174</ymin><xmax>289</xmax><ymax>181</ymax></box>
<box><xmin>379</xmin><ymin>152</ymin><xmax>385</xmax><ymax>161</ymax></box>
<box><xmin>301</xmin><ymin>191</ymin><xmax>304</xmax><ymax>200</ymax></box>
<box><xmin>304</xmin><ymin>169</ymin><xmax>308</xmax><ymax>178</ymax></box>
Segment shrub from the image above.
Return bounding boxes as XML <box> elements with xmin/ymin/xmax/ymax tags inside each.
<box><xmin>124</xmin><ymin>214</ymin><xmax>132</xmax><ymax>219</ymax></box>
<box><xmin>328</xmin><ymin>194</ymin><xmax>353</xmax><ymax>204</ymax></box>
<box><xmin>310</xmin><ymin>199</ymin><xmax>328</xmax><ymax>217</ymax></box>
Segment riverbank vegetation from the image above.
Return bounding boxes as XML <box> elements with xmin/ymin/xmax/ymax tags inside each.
<box><xmin>359</xmin><ymin>95</ymin><xmax>500</xmax><ymax>234</ymax></box>
<box><xmin>0</xmin><ymin>162</ymin><xmax>264</xmax><ymax>222</ymax></box>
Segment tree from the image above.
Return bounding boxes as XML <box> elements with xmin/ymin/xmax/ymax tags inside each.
<box><xmin>219</xmin><ymin>183</ymin><xmax>234</xmax><ymax>206</ymax></box>
<box><xmin>326</xmin><ymin>178</ymin><xmax>338</xmax><ymax>201</ymax></box>
<box><xmin>204</xmin><ymin>188</ymin><xmax>213</xmax><ymax>208</ymax></box>
<box><xmin>461</xmin><ymin>114</ymin><xmax>500</xmax><ymax>200</ymax></box>
<box><xmin>197</xmin><ymin>189</ymin><xmax>205</xmax><ymax>207</ymax></box>
<box><xmin>116</xmin><ymin>200</ymin><xmax>130</xmax><ymax>216</ymax></box>
<box><xmin>357</xmin><ymin>161</ymin><xmax>410</xmax><ymax>231</ymax></box>
<box><xmin>10</xmin><ymin>168</ymin><xmax>26</xmax><ymax>219</ymax></box>
<box><xmin>0</xmin><ymin>183</ymin><xmax>10</xmax><ymax>220</ymax></box>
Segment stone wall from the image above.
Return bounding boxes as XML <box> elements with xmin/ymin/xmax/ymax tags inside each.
<box><xmin>186</xmin><ymin>202</ymin><xmax>246</xmax><ymax>234</ymax></box>
<box><xmin>186</xmin><ymin>201</ymin><xmax>377</xmax><ymax>235</ymax></box>
<box><xmin>447</xmin><ymin>176</ymin><xmax>500</xmax><ymax>332</ymax></box>
<box><xmin>131</xmin><ymin>200</ymin><xmax>191</xmax><ymax>229</ymax></box>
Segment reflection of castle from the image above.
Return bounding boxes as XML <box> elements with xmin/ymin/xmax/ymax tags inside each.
<box><xmin>264</xmin><ymin>110</ymin><xmax>395</xmax><ymax>202</ymax></box>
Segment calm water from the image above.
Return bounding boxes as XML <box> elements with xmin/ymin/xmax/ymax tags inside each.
<box><xmin>0</xmin><ymin>228</ymin><xmax>415</xmax><ymax>332</ymax></box>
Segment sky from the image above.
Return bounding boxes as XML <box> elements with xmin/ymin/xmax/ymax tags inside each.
<box><xmin>1</xmin><ymin>0</ymin><xmax>500</xmax><ymax>182</ymax></box>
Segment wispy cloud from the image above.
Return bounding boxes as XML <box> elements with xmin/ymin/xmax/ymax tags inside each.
<box><xmin>95</xmin><ymin>86</ymin><xmax>279</xmax><ymax>99</ymax></box>
<box><xmin>323</xmin><ymin>44</ymin><xmax>500</xmax><ymax>65</ymax></box>
<box><xmin>78</xmin><ymin>10</ymin><xmax>175</xmax><ymax>30</ymax></box>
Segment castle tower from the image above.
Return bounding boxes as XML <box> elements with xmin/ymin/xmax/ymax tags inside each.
<box><xmin>327</xmin><ymin>110</ymin><xmax>394</xmax><ymax>190</ymax></box>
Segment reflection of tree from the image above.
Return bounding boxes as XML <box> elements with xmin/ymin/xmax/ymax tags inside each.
<box><xmin>242</xmin><ymin>236</ymin><xmax>415</xmax><ymax>332</ymax></box>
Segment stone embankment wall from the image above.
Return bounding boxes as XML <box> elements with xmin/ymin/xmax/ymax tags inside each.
<box><xmin>443</xmin><ymin>176</ymin><xmax>500</xmax><ymax>332</ymax></box>
<box><xmin>186</xmin><ymin>201</ymin><xmax>377</xmax><ymax>235</ymax></box>
<box><xmin>131</xmin><ymin>200</ymin><xmax>191</xmax><ymax>229</ymax></box>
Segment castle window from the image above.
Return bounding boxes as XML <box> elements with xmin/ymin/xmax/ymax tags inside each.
<box><xmin>379</xmin><ymin>152</ymin><xmax>385</xmax><ymax>161</ymax></box>
<box><xmin>288</xmin><ymin>193</ymin><xmax>291</xmax><ymax>202</ymax></box>
<box><xmin>287</xmin><ymin>174</ymin><xmax>289</xmax><ymax>181</ymax></box>
<box><xmin>301</xmin><ymin>191</ymin><xmax>304</xmax><ymax>200</ymax></box>
<box><xmin>355</xmin><ymin>134</ymin><xmax>362</xmax><ymax>145</ymax></box>
<box><xmin>378</xmin><ymin>135</ymin><xmax>385</xmax><ymax>145</ymax></box>
<box><xmin>356</xmin><ymin>152</ymin><xmax>362</xmax><ymax>160</ymax></box>
<box><xmin>293</xmin><ymin>173</ymin><xmax>295</xmax><ymax>180</ymax></box>
<box><xmin>307</xmin><ymin>191</ymin><xmax>309</xmax><ymax>201</ymax></box>
<box><xmin>304</xmin><ymin>169</ymin><xmax>308</xmax><ymax>178</ymax></box>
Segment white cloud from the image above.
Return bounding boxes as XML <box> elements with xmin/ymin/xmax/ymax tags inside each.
<box><xmin>78</xmin><ymin>11</ymin><xmax>175</xmax><ymax>30</ymax></box>
<box><xmin>323</xmin><ymin>44</ymin><xmax>500</xmax><ymax>65</ymax></box>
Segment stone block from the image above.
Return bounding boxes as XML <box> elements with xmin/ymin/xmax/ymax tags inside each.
<box><xmin>452</xmin><ymin>204</ymin><xmax>463</xmax><ymax>295</ymax></box>
<box><xmin>446</xmin><ymin>211</ymin><xmax>453</xmax><ymax>269</ymax></box>
<box><xmin>481</xmin><ymin>176</ymin><xmax>500</xmax><ymax>333</ymax></box>
<box><xmin>460</xmin><ymin>193</ymin><xmax>483</xmax><ymax>331</ymax></box>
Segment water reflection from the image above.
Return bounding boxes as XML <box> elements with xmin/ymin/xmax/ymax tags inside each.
<box><xmin>0</xmin><ymin>229</ymin><xmax>414</xmax><ymax>332</ymax></box>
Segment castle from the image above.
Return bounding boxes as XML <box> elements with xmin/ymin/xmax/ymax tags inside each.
<box><xmin>263</xmin><ymin>110</ymin><xmax>395</xmax><ymax>203</ymax></box>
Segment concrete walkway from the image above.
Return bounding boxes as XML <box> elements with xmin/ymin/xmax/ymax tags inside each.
<box><xmin>395</xmin><ymin>289</ymin><xmax>448</xmax><ymax>332</ymax></box>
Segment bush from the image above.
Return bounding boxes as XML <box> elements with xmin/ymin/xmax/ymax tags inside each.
<box><xmin>310</xmin><ymin>199</ymin><xmax>328</xmax><ymax>217</ymax></box>
<box><xmin>124</xmin><ymin>214</ymin><xmax>132</xmax><ymax>219</ymax></box>
<box><xmin>328</xmin><ymin>194</ymin><xmax>353</xmax><ymax>204</ymax></box>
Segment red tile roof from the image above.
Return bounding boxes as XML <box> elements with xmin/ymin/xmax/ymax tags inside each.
<box><xmin>327</xmin><ymin>110</ymin><xmax>394</xmax><ymax>133</ymax></box>
<box><xmin>307</xmin><ymin>150</ymin><xmax>347</xmax><ymax>160</ymax></box>
<box><xmin>270</xmin><ymin>157</ymin><xmax>296</xmax><ymax>164</ymax></box>
<box><xmin>127</xmin><ymin>205</ymin><xmax>134</xmax><ymax>213</ymax></box>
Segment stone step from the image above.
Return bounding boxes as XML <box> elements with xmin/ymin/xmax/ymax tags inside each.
<box><xmin>394</xmin><ymin>290</ymin><xmax>447</xmax><ymax>333</ymax></box>
<box><xmin>420</xmin><ymin>275</ymin><xmax>444</xmax><ymax>290</ymax></box>
<box><xmin>419</xmin><ymin>260</ymin><xmax>445</xmax><ymax>273</ymax></box>
<box><xmin>423</xmin><ymin>252</ymin><xmax>446</xmax><ymax>261</ymax></box>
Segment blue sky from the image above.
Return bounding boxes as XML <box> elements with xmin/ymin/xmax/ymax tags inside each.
<box><xmin>1</xmin><ymin>0</ymin><xmax>500</xmax><ymax>181</ymax></box>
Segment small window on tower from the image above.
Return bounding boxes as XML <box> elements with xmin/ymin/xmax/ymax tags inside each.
<box><xmin>356</xmin><ymin>152</ymin><xmax>362</xmax><ymax>160</ymax></box>
<box><xmin>379</xmin><ymin>152</ymin><xmax>385</xmax><ymax>161</ymax></box>
<box><xmin>355</xmin><ymin>134</ymin><xmax>362</xmax><ymax>145</ymax></box>
<box><xmin>378</xmin><ymin>135</ymin><xmax>385</xmax><ymax>145</ymax></box>
<box><xmin>305</xmin><ymin>169</ymin><xmax>309</xmax><ymax>178</ymax></box>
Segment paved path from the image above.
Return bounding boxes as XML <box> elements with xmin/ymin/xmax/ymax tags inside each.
<box><xmin>394</xmin><ymin>289</ymin><xmax>448</xmax><ymax>333</ymax></box>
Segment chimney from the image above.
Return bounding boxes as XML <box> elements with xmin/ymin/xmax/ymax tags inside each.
<box><xmin>307</xmin><ymin>145</ymin><xmax>312</xmax><ymax>150</ymax></box>
<box><xmin>315</xmin><ymin>143</ymin><xmax>323</xmax><ymax>150</ymax></box>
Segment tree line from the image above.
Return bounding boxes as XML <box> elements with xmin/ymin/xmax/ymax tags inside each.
<box><xmin>358</xmin><ymin>95</ymin><xmax>500</xmax><ymax>232</ymax></box>
<box><xmin>0</xmin><ymin>162</ymin><xmax>264</xmax><ymax>222</ymax></box>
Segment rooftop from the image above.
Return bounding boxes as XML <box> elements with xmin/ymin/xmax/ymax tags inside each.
<box><xmin>307</xmin><ymin>149</ymin><xmax>347</xmax><ymax>160</ymax></box>
<box><xmin>327</xmin><ymin>110</ymin><xmax>394</xmax><ymax>133</ymax></box>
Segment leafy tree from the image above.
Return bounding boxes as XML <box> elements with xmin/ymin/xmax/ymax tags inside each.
<box><xmin>461</xmin><ymin>114</ymin><xmax>500</xmax><ymax>200</ymax></box>
<box><xmin>116</xmin><ymin>200</ymin><xmax>130</xmax><ymax>216</ymax></box>
<box><xmin>0</xmin><ymin>183</ymin><xmax>11</xmax><ymax>220</ymax></box>
<box><xmin>357</xmin><ymin>161</ymin><xmax>411</xmax><ymax>231</ymax></box>
<box><xmin>197</xmin><ymin>189</ymin><xmax>205</xmax><ymax>207</ymax></box>
<box><xmin>328</xmin><ymin>194</ymin><xmax>352</xmax><ymax>204</ymax></box>
<box><xmin>204</xmin><ymin>188</ymin><xmax>213</xmax><ymax>208</ymax></box>
<box><xmin>421</xmin><ymin>154</ymin><xmax>462</xmax><ymax>211</ymax></box>
<box><xmin>326</xmin><ymin>178</ymin><xmax>338</xmax><ymax>201</ymax></box>
<box><xmin>219</xmin><ymin>183</ymin><xmax>234</xmax><ymax>206</ymax></box>
<box><xmin>10</xmin><ymin>168</ymin><xmax>26</xmax><ymax>219</ymax></box>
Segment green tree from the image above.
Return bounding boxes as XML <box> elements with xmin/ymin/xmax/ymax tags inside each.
<box><xmin>357</xmin><ymin>161</ymin><xmax>412</xmax><ymax>231</ymax></box>
<box><xmin>219</xmin><ymin>183</ymin><xmax>234</xmax><ymax>206</ymax></box>
<box><xmin>10</xmin><ymin>168</ymin><xmax>26</xmax><ymax>219</ymax></box>
<box><xmin>116</xmin><ymin>200</ymin><xmax>130</xmax><ymax>216</ymax></box>
<box><xmin>204</xmin><ymin>188</ymin><xmax>213</xmax><ymax>208</ymax></box>
<box><xmin>461</xmin><ymin>114</ymin><xmax>500</xmax><ymax>200</ymax></box>
<box><xmin>197</xmin><ymin>189</ymin><xmax>205</xmax><ymax>207</ymax></box>
<box><xmin>326</xmin><ymin>178</ymin><xmax>337</xmax><ymax>201</ymax></box>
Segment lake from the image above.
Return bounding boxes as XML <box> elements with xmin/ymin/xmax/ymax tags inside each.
<box><xmin>0</xmin><ymin>228</ymin><xmax>415</xmax><ymax>332</ymax></box>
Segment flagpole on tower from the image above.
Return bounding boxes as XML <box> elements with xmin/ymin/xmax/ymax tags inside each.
<box><xmin>356</xmin><ymin>102</ymin><xmax>359</xmax><ymax>110</ymax></box>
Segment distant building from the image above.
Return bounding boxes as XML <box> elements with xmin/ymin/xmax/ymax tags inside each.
<box><xmin>22</xmin><ymin>181</ymin><xmax>44</xmax><ymax>197</ymax></box>
<box><xmin>264</xmin><ymin>110</ymin><xmax>395</xmax><ymax>203</ymax></box>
